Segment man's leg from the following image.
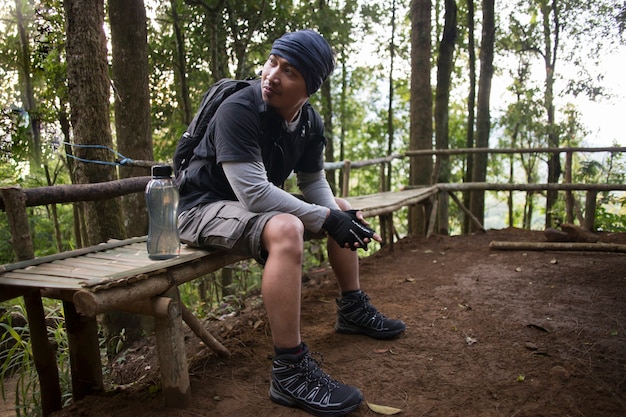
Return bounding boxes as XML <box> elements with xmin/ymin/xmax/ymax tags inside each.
<box><xmin>327</xmin><ymin>198</ymin><xmax>361</xmax><ymax>292</ymax></box>
<box><xmin>329</xmin><ymin>198</ymin><xmax>407</xmax><ymax>340</ymax></box>
<box><xmin>262</xmin><ymin>213</ymin><xmax>363</xmax><ymax>416</ymax></box>
<box><xmin>260</xmin><ymin>213</ymin><xmax>304</xmax><ymax>349</ymax></box>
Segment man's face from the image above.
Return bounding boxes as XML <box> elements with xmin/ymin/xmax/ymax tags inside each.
<box><xmin>261</xmin><ymin>54</ymin><xmax>309</xmax><ymax>121</ymax></box>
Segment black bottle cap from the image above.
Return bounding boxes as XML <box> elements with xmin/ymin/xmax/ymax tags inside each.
<box><xmin>151</xmin><ymin>165</ymin><xmax>173</xmax><ymax>178</ymax></box>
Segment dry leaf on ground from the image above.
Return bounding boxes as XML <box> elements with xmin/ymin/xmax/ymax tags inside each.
<box><xmin>367</xmin><ymin>402</ymin><xmax>403</xmax><ymax>415</ymax></box>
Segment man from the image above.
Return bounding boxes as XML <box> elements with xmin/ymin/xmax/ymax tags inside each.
<box><xmin>178</xmin><ymin>29</ymin><xmax>406</xmax><ymax>417</ymax></box>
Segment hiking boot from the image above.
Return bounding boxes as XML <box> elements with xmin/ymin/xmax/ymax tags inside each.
<box><xmin>335</xmin><ymin>291</ymin><xmax>406</xmax><ymax>339</ymax></box>
<box><xmin>269</xmin><ymin>344</ymin><xmax>363</xmax><ymax>417</ymax></box>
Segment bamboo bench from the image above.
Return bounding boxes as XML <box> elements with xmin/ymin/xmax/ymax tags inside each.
<box><xmin>0</xmin><ymin>185</ymin><xmax>438</xmax><ymax>415</ymax></box>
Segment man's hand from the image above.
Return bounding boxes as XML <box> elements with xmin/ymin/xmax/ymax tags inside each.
<box><xmin>322</xmin><ymin>209</ymin><xmax>382</xmax><ymax>251</ymax></box>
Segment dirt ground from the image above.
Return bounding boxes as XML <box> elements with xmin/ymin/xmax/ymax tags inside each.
<box><xmin>46</xmin><ymin>228</ymin><xmax>625</xmax><ymax>417</ymax></box>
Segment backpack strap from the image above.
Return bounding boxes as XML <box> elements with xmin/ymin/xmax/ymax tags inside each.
<box><xmin>305</xmin><ymin>103</ymin><xmax>326</xmax><ymax>146</ymax></box>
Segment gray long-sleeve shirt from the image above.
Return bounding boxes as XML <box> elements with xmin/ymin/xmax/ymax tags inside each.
<box><xmin>223</xmin><ymin>161</ymin><xmax>338</xmax><ymax>232</ymax></box>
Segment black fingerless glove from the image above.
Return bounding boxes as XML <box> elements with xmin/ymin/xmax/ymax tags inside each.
<box><xmin>322</xmin><ymin>209</ymin><xmax>376</xmax><ymax>251</ymax></box>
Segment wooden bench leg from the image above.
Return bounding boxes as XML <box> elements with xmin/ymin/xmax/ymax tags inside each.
<box><xmin>154</xmin><ymin>286</ymin><xmax>191</xmax><ymax>408</ymax></box>
<box><xmin>63</xmin><ymin>301</ymin><xmax>103</xmax><ymax>400</ymax></box>
<box><xmin>23</xmin><ymin>293</ymin><xmax>62</xmax><ymax>416</ymax></box>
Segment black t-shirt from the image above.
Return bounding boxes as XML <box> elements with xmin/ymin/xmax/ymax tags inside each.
<box><xmin>179</xmin><ymin>79</ymin><xmax>326</xmax><ymax>212</ymax></box>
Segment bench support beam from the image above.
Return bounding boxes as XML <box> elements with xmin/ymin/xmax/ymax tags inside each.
<box><xmin>181</xmin><ymin>303</ymin><xmax>230</xmax><ymax>358</ymax></box>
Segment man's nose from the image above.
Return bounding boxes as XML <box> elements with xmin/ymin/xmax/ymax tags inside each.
<box><xmin>267</xmin><ymin>66</ymin><xmax>280</xmax><ymax>83</ymax></box>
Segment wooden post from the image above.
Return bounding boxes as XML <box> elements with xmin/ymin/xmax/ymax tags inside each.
<box><xmin>426</xmin><ymin>195</ymin><xmax>438</xmax><ymax>237</ymax></box>
<box><xmin>584</xmin><ymin>190</ymin><xmax>598</xmax><ymax>231</ymax></box>
<box><xmin>341</xmin><ymin>160</ymin><xmax>351</xmax><ymax>197</ymax></box>
<box><xmin>438</xmin><ymin>190</ymin><xmax>449</xmax><ymax>235</ymax></box>
<box><xmin>23</xmin><ymin>293</ymin><xmax>63</xmax><ymax>416</ymax></box>
<box><xmin>154</xmin><ymin>286</ymin><xmax>191</xmax><ymax>408</ymax></box>
<box><xmin>378</xmin><ymin>213</ymin><xmax>394</xmax><ymax>250</ymax></box>
<box><xmin>221</xmin><ymin>264</ymin><xmax>234</xmax><ymax>297</ymax></box>
<box><xmin>63</xmin><ymin>301</ymin><xmax>104</xmax><ymax>400</ymax></box>
<box><xmin>1</xmin><ymin>186</ymin><xmax>34</xmax><ymax>261</ymax></box>
<box><xmin>1</xmin><ymin>186</ymin><xmax>62</xmax><ymax>416</ymax></box>
<box><xmin>564</xmin><ymin>151</ymin><xmax>574</xmax><ymax>224</ymax></box>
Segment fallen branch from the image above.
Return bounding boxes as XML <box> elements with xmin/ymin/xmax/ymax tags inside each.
<box><xmin>489</xmin><ymin>241</ymin><xmax>626</xmax><ymax>253</ymax></box>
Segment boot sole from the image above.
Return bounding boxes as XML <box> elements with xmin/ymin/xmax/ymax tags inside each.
<box><xmin>335</xmin><ymin>323</ymin><xmax>406</xmax><ymax>339</ymax></box>
<box><xmin>269</xmin><ymin>383</ymin><xmax>363</xmax><ymax>417</ymax></box>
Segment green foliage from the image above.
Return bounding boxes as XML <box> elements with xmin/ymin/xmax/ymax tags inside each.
<box><xmin>0</xmin><ymin>300</ymin><xmax>72</xmax><ymax>416</ymax></box>
<box><xmin>595</xmin><ymin>194</ymin><xmax>626</xmax><ymax>232</ymax></box>
<box><xmin>178</xmin><ymin>263</ymin><xmax>264</xmax><ymax>320</ymax></box>
<box><xmin>577</xmin><ymin>150</ymin><xmax>626</xmax><ymax>232</ymax></box>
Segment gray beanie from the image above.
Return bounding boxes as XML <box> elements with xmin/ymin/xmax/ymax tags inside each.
<box><xmin>270</xmin><ymin>30</ymin><xmax>335</xmax><ymax>96</ymax></box>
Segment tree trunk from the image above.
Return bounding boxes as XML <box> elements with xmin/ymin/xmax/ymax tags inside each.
<box><xmin>462</xmin><ymin>0</ymin><xmax>476</xmax><ymax>234</ymax></box>
<box><xmin>109</xmin><ymin>0</ymin><xmax>153</xmax><ymax>239</ymax></box>
<box><xmin>15</xmin><ymin>0</ymin><xmax>42</xmax><ymax>166</ymax></box>
<box><xmin>64</xmin><ymin>0</ymin><xmax>125</xmax><ymax>245</ymax></box>
<box><xmin>434</xmin><ymin>0</ymin><xmax>457</xmax><ymax>235</ymax></box>
<box><xmin>334</xmin><ymin>52</ymin><xmax>348</xmax><ymax>196</ymax></box>
<box><xmin>385</xmin><ymin>0</ymin><xmax>397</xmax><ymax>193</ymax></box>
<box><xmin>169</xmin><ymin>0</ymin><xmax>193</xmax><ymax>125</ymax></box>
<box><xmin>541</xmin><ymin>0</ymin><xmax>561</xmax><ymax>228</ymax></box>
<box><xmin>107</xmin><ymin>0</ymin><xmax>153</xmax><ymax>348</ymax></box>
<box><xmin>469</xmin><ymin>0</ymin><xmax>495</xmax><ymax>232</ymax></box>
<box><xmin>208</xmin><ymin>4</ymin><xmax>229</xmax><ymax>80</ymax></box>
<box><xmin>408</xmin><ymin>0</ymin><xmax>433</xmax><ymax>236</ymax></box>
<box><xmin>43</xmin><ymin>165</ymin><xmax>63</xmax><ymax>252</ymax></box>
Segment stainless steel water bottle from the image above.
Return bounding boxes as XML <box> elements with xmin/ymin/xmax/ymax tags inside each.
<box><xmin>145</xmin><ymin>165</ymin><xmax>180</xmax><ymax>259</ymax></box>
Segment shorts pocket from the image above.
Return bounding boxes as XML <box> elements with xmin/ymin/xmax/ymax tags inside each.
<box><xmin>178</xmin><ymin>203</ymin><xmax>247</xmax><ymax>250</ymax></box>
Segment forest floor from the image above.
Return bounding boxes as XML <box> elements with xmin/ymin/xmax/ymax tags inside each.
<box><xmin>13</xmin><ymin>228</ymin><xmax>626</xmax><ymax>416</ymax></box>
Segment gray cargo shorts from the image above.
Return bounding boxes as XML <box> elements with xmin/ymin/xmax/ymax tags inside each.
<box><xmin>178</xmin><ymin>201</ymin><xmax>279</xmax><ymax>264</ymax></box>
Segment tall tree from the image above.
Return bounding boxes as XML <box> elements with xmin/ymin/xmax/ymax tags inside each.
<box><xmin>434</xmin><ymin>0</ymin><xmax>457</xmax><ymax>234</ymax></box>
<box><xmin>332</xmin><ymin>1</ymin><xmax>359</xmax><ymax>195</ymax></box>
<box><xmin>540</xmin><ymin>0</ymin><xmax>560</xmax><ymax>228</ymax></box>
<box><xmin>409</xmin><ymin>0</ymin><xmax>433</xmax><ymax>236</ymax></box>
<box><xmin>469</xmin><ymin>0</ymin><xmax>495</xmax><ymax>231</ymax></box>
<box><xmin>463</xmin><ymin>0</ymin><xmax>476</xmax><ymax>233</ymax></box>
<box><xmin>108</xmin><ymin>0</ymin><xmax>152</xmax><ymax>349</ymax></box>
<box><xmin>109</xmin><ymin>0</ymin><xmax>153</xmax><ymax>238</ymax></box>
<box><xmin>317</xmin><ymin>11</ymin><xmax>337</xmax><ymax>196</ymax></box>
<box><xmin>169</xmin><ymin>0</ymin><xmax>193</xmax><ymax>125</ymax></box>
<box><xmin>385</xmin><ymin>0</ymin><xmax>398</xmax><ymax>193</ymax></box>
<box><xmin>64</xmin><ymin>0</ymin><xmax>125</xmax><ymax>245</ymax></box>
<box><xmin>14</xmin><ymin>0</ymin><xmax>42</xmax><ymax>166</ymax></box>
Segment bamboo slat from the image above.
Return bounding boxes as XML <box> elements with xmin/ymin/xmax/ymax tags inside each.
<box><xmin>0</xmin><ymin>236</ymin><xmax>147</xmax><ymax>273</ymax></box>
<box><xmin>82</xmin><ymin>253</ymin><xmax>151</xmax><ymax>266</ymax></box>
<box><xmin>345</xmin><ymin>186</ymin><xmax>438</xmax><ymax>217</ymax></box>
<box><xmin>9</xmin><ymin>265</ymin><xmax>108</xmax><ymax>280</ymax></box>
<box><xmin>0</xmin><ymin>274</ymin><xmax>89</xmax><ymax>289</ymax></box>
<box><xmin>53</xmin><ymin>257</ymin><xmax>131</xmax><ymax>271</ymax></box>
<box><xmin>0</xmin><ymin>237</ymin><xmax>216</xmax><ymax>292</ymax></box>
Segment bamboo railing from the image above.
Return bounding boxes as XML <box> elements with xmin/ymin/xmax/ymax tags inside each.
<box><xmin>328</xmin><ymin>146</ymin><xmax>626</xmax><ymax>232</ymax></box>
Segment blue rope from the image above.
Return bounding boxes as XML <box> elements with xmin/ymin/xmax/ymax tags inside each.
<box><xmin>60</xmin><ymin>141</ymin><xmax>135</xmax><ymax>166</ymax></box>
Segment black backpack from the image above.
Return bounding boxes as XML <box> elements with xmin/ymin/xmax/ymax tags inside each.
<box><xmin>173</xmin><ymin>78</ymin><xmax>255</xmax><ymax>185</ymax></box>
<box><xmin>173</xmin><ymin>77</ymin><xmax>326</xmax><ymax>191</ymax></box>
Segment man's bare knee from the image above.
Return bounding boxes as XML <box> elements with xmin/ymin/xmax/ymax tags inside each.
<box><xmin>263</xmin><ymin>214</ymin><xmax>305</xmax><ymax>254</ymax></box>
